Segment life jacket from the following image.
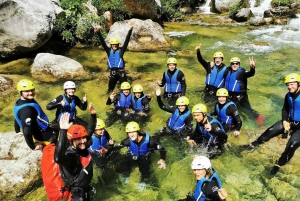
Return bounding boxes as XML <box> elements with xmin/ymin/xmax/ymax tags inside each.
<box><xmin>128</xmin><ymin>133</ymin><xmax>150</xmax><ymax>157</ymax></box>
<box><xmin>287</xmin><ymin>93</ymin><xmax>300</xmax><ymax>121</ymax></box>
<box><xmin>88</xmin><ymin>131</ymin><xmax>109</xmax><ymax>153</ymax></box>
<box><xmin>115</xmin><ymin>93</ymin><xmax>132</xmax><ymax>108</ymax></box>
<box><xmin>205</xmin><ymin>65</ymin><xmax>226</xmax><ymax>88</ymax></box>
<box><xmin>225</xmin><ymin>67</ymin><xmax>243</xmax><ymax>92</ymax></box>
<box><xmin>57</xmin><ymin>94</ymin><xmax>76</xmax><ymax>121</ymax></box>
<box><xmin>196</xmin><ymin>115</ymin><xmax>225</xmax><ymax>142</ymax></box>
<box><xmin>164</xmin><ymin>69</ymin><xmax>182</xmax><ymax>93</ymax></box>
<box><xmin>131</xmin><ymin>94</ymin><xmax>147</xmax><ymax>112</ymax></box>
<box><xmin>168</xmin><ymin>109</ymin><xmax>191</xmax><ymax>132</ymax></box>
<box><xmin>215</xmin><ymin>102</ymin><xmax>236</xmax><ymax>125</ymax></box>
<box><xmin>193</xmin><ymin>168</ymin><xmax>222</xmax><ymax>201</ymax></box>
<box><xmin>107</xmin><ymin>49</ymin><xmax>124</xmax><ymax>69</ymax></box>
<box><xmin>14</xmin><ymin>98</ymin><xmax>49</xmax><ymax>131</ymax></box>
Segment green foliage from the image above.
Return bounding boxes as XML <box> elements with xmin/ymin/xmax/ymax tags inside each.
<box><xmin>272</xmin><ymin>0</ymin><xmax>300</xmax><ymax>7</ymax></box>
<box><xmin>229</xmin><ymin>3</ymin><xmax>242</xmax><ymax>18</ymax></box>
<box><xmin>161</xmin><ymin>0</ymin><xmax>183</xmax><ymax>21</ymax></box>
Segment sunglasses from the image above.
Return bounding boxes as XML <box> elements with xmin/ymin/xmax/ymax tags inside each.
<box><xmin>231</xmin><ymin>62</ymin><xmax>239</xmax><ymax>65</ymax></box>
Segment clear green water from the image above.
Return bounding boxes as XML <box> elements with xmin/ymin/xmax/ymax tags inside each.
<box><xmin>1</xmin><ymin>14</ymin><xmax>300</xmax><ymax>200</ymax></box>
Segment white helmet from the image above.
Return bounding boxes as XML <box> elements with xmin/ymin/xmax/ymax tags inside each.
<box><xmin>191</xmin><ymin>156</ymin><xmax>211</xmax><ymax>170</ymax></box>
<box><xmin>63</xmin><ymin>81</ymin><xmax>76</xmax><ymax>90</ymax></box>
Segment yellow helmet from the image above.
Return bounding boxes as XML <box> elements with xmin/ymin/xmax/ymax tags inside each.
<box><xmin>176</xmin><ymin>96</ymin><xmax>189</xmax><ymax>106</ymax></box>
<box><xmin>126</xmin><ymin>121</ymin><xmax>140</xmax><ymax>132</ymax></box>
<box><xmin>213</xmin><ymin>52</ymin><xmax>224</xmax><ymax>58</ymax></box>
<box><xmin>230</xmin><ymin>57</ymin><xmax>241</xmax><ymax>63</ymax></box>
<box><xmin>192</xmin><ymin>103</ymin><xmax>207</xmax><ymax>114</ymax></box>
<box><xmin>216</xmin><ymin>88</ymin><xmax>229</xmax><ymax>97</ymax></box>
<box><xmin>110</xmin><ymin>36</ymin><xmax>120</xmax><ymax>44</ymax></box>
<box><xmin>167</xmin><ymin>57</ymin><xmax>177</xmax><ymax>65</ymax></box>
<box><xmin>121</xmin><ymin>82</ymin><xmax>131</xmax><ymax>90</ymax></box>
<box><xmin>95</xmin><ymin>118</ymin><xmax>105</xmax><ymax>130</ymax></box>
<box><xmin>133</xmin><ymin>84</ymin><xmax>143</xmax><ymax>93</ymax></box>
<box><xmin>17</xmin><ymin>79</ymin><xmax>35</xmax><ymax>92</ymax></box>
<box><xmin>285</xmin><ymin>73</ymin><xmax>300</xmax><ymax>83</ymax></box>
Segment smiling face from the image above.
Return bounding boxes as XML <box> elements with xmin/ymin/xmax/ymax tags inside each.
<box><xmin>95</xmin><ymin>128</ymin><xmax>105</xmax><ymax>136</ymax></box>
<box><xmin>286</xmin><ymin>82</ymin><xmax>299</xmax><ymax>93</ymax></box>
<box><xmin>218</xmin><ymin>96</ymin><xmax>227</xmax><ymax>104</ymax></box>
<box><xmin>178</xmin><ymin>105</ymin><xmax>187</xmax><ymax>112</ymax></box>
<box><xmin>193</xmin><ymin>112</ymin><xmax>205</xmax><ymax>123</ymax></box>
<box><xmin>123</xmin><ymin>89</ymin><xmax>130</xmax><ymax>96</ymax></box>
<box><xmin>127</xmin><ymin>131</ymin><xmax>138</xmax><ymax>141</ymax></box>
<box><xmin>65</xmin><ymin>88</ymin><xmax>75</xmax><ymax>97</ymax></box>
<box><xmin>231</xmin><ymin>62</ymin><xmax>240</xmax><ymax>70</ymax></box>
<box><xmin>111</xmin><ymin>44</ymin><xmax>119</xmax><ymax>51</ymax></box>
<box><xmin>21</xmin><ymin>89</ymin><xmax>35</xmax><ymax>100</ymax></box>
<box><xmin>193</xmin><ymin>169</ymin><xmax>207</xmax><ymax>180</ymax></box>
<box><xmin>214</xmin><ymin>57</ymin><xmax>223</xmax><ymax>65</ymax></box>
<box><xmin>167</xmin><ymin>63</ymin><xmax>176</xmax><ymax>71</ymax></box>
<box><xmin>72</xmin><ymin>136</ymin><xmax>87</xmax><ymax>150</ymax></box>
<box><xmin>134</xmin><ymin>92</ymin><xmax>142</xmax><ymax>98</ymax></box>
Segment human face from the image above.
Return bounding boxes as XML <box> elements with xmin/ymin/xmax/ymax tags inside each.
<box><xmin>21</xmin><ymin>89</ymin><xmax>35</xmax><ymax>100</ymax></box>
<box><xmin>111</xmin><ymin>44</ymin><xmax>119</xmax><ymax>51</ymax></box>
<box><xmin>168</xmin><ymin>63</ymin><xmax>176</xmax><ymax>71</ymax></box>
<box><xmin>72</xmin><ymin>136</ymin><xmax>87</xmax><ymax>150</ymax></box>
<box><xmin>127</xmin><ymin>131</ymin><xmax>138</xmax><ymax>141</ymax></box>
<box><xmin>65</xmin><ymin>88</ymin><xmax>75</xmax><ymax>97</ymax></box>
<box><xmin>123</xmin><ymin>89</ymin><xmax>130</xmax><ymax>96</ymax></box>
<box><xmin>214</xmin><ymin>57</ymin><xmax>223</xmax><ymax>65</ymax></box>
<box><xmin>231</xmin><ymin>62</ymin><xmax>240</xmax><ymax>71</ymax></box>
<box><xmin>286</xmin><ymin>82</ymin><xmax>299</xmax><ymax>93</ymax></box>
<box><xmin>178</xmin><ymin>105</ymin><xmax>186</xmax><ymax>112</ymax></box>
<box><xmin>95</xmin><ymin>128</ymin><xmax>105</xmax><ymax>136</ymax></box>
<box><xmin>193</xmin><ymin>169</ymin><xmax>207</xmax><ymax>180</ymax></box>
<box><xmin>218</xmin><ymin>96</ymin><xmax>227</xmax><ymax>104</ymax></box>
<box><xmin>193</xmin><ymin>112</ymin><xmax>205</xmax><ymax>123</ymax></box>
<box><xmin>135</xmin><ymin>92</ymin><xmax>142</xmax><ymax>98</ymax></box>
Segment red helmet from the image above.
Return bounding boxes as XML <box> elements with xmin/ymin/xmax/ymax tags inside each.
<box><xmin>67</xmin><ymin>125</ymin><xmax>87</xmax><ymax>140</ymax></box>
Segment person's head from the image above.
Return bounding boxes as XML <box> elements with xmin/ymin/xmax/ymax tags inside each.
<box><xmin>17</xmin><ymin>79</ymin><xmax>35</xmax><ymax>100</ymax></box>
<box><xmin>125</xmin><ymin>121</ymin><xmax>140</xmax><ymax>141</ymax></box>
<box><xmin>67</xmin><ymin>125</ymin><xmax>88</xmax><ymax>150</ymax></box>
<box><xmin>176</xmin><ymin>96</ymin><xmax>189</xmax><ymax>112</ymax></box>
<box><xmin>110</xmin><ymin>36</ymin><xmax>120</xmax><ymax>51</ymax></box>
<box><xmin>216</xmin><ymin>88</ymin><xmax>229</xmax><ymax>105</ymax></box>
<box><xmin>285</xmin><ymin>73</ymin><xmax>300</xmax><ymax>93</ymax></box>
<box><xmin>120</xmin><ymin>82</ymin><xmax>131</xmax><ymax>96</ymax></box>
<box><xmin>213</xmin><ymin>52</ymin><xmax>224</xmax><ymax>66</ymax></box>
<box><xmin>63</xmin><ymin>81</ymin><xmax>76</xmax><ymax>97</ymax></box>
<box><xmin>94</xmin><ymin>118</ymin><xmax>105</xmax><ymax>136</ymax></box>
<box><xmin>133</xmin><ymin>84</ymin><xmax>143</xmax><ymax>98</ymax></box>
<box><xmin>192</xmin><ymin>103</ymin><xmax>207</xmax><ymax>123</ymax></box>
<box><xmin>167</xmin><ymin>58</ymin><xmax>177</xmax><ymax>71</ymax></box>
<box><xmin>230</xmin><ymin>57</ymin><xmax>241</xmax><ymax>71</ymax></box>
<box><xmin>191</xmin><ymin>156</ymin><xmax>211</xmax><ymax>180</ymax></box>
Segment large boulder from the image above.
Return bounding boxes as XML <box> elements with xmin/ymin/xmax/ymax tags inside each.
<box><xmin>0</xmin><ymin>132</ymin><xmax>42</xmax><ymax>200</ymax></box>
<box><xmin>123</xmin><ymin>0</ymin><xmax>162</xmax><ymax>21</ymax></box>
<box><xmin>31</xmin><ymin>53</ymin><xmax>90</xmax><ymax>82</ymax></box>
<box><xmin>213</xmin><ymin>0</ymin><xmax>241</xmax><ymax>13</ymax></box>
<box><xmin>0</xmin><ymin>0</ymin><xmax>57</xmax><ymax>59</ymax></box>
<box><xmin>105</xmin><ymin>19</ymin><xmax>170</xmax><ymax>52</ymax></box>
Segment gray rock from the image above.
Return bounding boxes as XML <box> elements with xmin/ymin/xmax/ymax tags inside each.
<box><xmin>0</xmin><ymin>0</ymin><xmax>57</xmax><ymax>59</ymax></box>
<box><xmin>214</xmin><ymin>0</ymin><xmax>241</xmax><ymax>13</ymax></box>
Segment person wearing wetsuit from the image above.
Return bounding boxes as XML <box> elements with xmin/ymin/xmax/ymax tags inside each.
<box><xmin>46</xmin><ymin>81</ymin><xmax>87</xmax><ymax>127</ymax></box>
<box><xmin>14</xmin><ymin>79</ymin><xmax>57</xmax><ymax>150</ymax></box>
<box><xmin>187</xmin><ymin>104</ymin><xmax>227</xmax><ymax>155</ymax></box>
<box><xmin>239</xmin><ymin>73</ymin><xmax>300</xmax><ymax>175</ymax></box>
<box><xmin>106</xmin><ymin>81</ymin><xmax>132</xmax><ymax>126</ymax></box>
<box><xmin>114</xmin><ymin>122</ymin><xmax>166</xmax><ymax>189</ymax></box>
<box><xmin>155</xmin><ymin>86</ymin><xmax>193</xmax><ymax>142</ymax></box>
<box><xmin>223</xmin><ymin>56</ymin><xmax>266</xmax><ymax>126</ymax></box>
<box><xmin>156</xmin><ymin>57</ymin><xmax>187</xmax><ymax>107</ymax></box>
<box><xmin>94</xmin><ymin>24</ymin><xmax>133</xmax><ymax>94</ymax></box>
<box><xmin>212</xmin><ymin>88</ymin><xmax>242</xmax><ymax>136</ymax></box>
<box><xmin>195</xmin><ymin>44</ymin><xmax>227</xmax><ymax>103</ymax></box>
<box><xmin>55</xmin><ymin>110</ymin><xmax>96</xmax><ymax>201</ymax></box>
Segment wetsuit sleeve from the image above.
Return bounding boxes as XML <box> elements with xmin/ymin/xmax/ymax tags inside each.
<box><xmin>282</xmin><ymin>94</ymin><xmax>290</xmax><ymax>121</ymax></box>
<box><xmin>188</xmin><ymin>127</ymin><xmax>201</xmax><ymax>140</ymax></box>
<box><xmin>14</xmin><ymin>119</ymin><xmax>21</xmax><ymax>133</ymax></box>
<box><xmin>119</xmin><ymin>29</ymin><xmax>133</xmax><ymax>57</ymax></box>
<box><xmin>54</xmin><ymin>129</ymin><xmax>73</xmax><ymax>167</ymax></box>
<box><xmin>87</xmin><ymin>114</ymin><xmax>96</xmax><ymax>138</ymax></box>
<box><xmin>245</xmin><ymin>67</ymin><xmax>255</xmax><ymax>78</ymax></box>
<box><xmin>210</xmin><ymin>123</ymin><xmax>227</xmax><ymax>141</ymax></box>
<box><xmin>141</xmin><ymin>97</ymin><xmax>150</xmax><ymax>113</ymax></box>
<box><xmin>113</xmin><ymin>138</ymin><xmax>129</xmax><ymax>151</ymax></box>
<box><xmin>184</xmin><ymin>113</ymin><xmax>194</xmax><ymax>135</ymax></box>
<box><xmin>148</xmin><ymin>138</ymin><xmax>166</xmax><ymax>160</ymax></box>
<box><xmin>19</xmin><ymin>107</ymin><xmax>37</xmax><ymax>150</ymax></box>
<box><xmin>227</xmin><ymin>104</ymin><xmax>242</xmax><ymax>131</ymax></box>
<box><xmin>74</xmin><ymin>96</ymin><xmax>87</xmax><ymax>110</ymax></box>
<box><xmin>106</xmin><ymin>94</ymin><xmax>120</xmax><ymax>105</ymax></box>
<box><xmin>157</xmin><ymin>95</ymin><xmax>175</xmax><ymax>113</ymax></box>
<box><xmin>178</xmin><ymin>70</ymin><xmax>187</xmax><ymax>96</ymax></box>
<box><xmin>46</xmin><ymin>95</ymin><xmax>63</xmax><ymax>110</ymax></box>
<box><xmin>96</xmin><ymin>31</ymin><xmax>110</xmax><ymax>55</ymax></box>
<box><xmin>196</xmin><ymin>51</ymin><xmax>211</xmax><ymax>74</ymax></box>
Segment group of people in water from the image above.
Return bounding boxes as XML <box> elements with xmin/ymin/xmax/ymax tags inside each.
<box><xmin>12</xmin><ymin>23</ymin><xmax>300</xmax><ymax>201</ymax></box>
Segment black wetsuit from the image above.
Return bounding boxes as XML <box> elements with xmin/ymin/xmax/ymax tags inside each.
<box><xmin>14</xmin><ymin>98</ymin><xmax>57</xmax><ymax>150</ymax></box>
<box><xmin>251</xmin><ymin>90</ymin><xmax>300</xmax><ymax>167</ymax></box>
<box><xmin>96</xmin><ymin>29</ymin><xmax>132</xmax><ymax>92</ymax></box>
<box><xmin>54</xmin><ymin>114</ymin><xmax>96</xmax><ymax>201</ymax></box>
<box><xmin>114</xmin><ymin>132</ymin><xmax>166</xmax><ymax>181</ymax></box>
<box><xmin>212</xmin><ymin>100</ymin><xmax>242</xmax><ymax>132</ymax></box>
<box><xmin>158</xmin><ymin>68</ymin><xmax>187</xmax><ymax>106</ymax></box>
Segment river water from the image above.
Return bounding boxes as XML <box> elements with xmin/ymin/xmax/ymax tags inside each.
<box><xmin>3</xmin><ymin>14</ymin><xmax>300</xmax><ymax>201</ymax></box>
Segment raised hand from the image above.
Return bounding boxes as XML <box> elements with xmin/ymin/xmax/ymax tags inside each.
<box><xmin>59</xmin><ymin>113</ymin><xmax>73</xmax><ymax>130</ymax></box>
<box><xmin>110</xmin><ymin>92</ymin><xmax>116</xmax><ymax>100</ymax></box>
<box><xmin>195</xmin><ymin>44</ymin><xmax>201</xmax><ymax>51</ymax></box>
<box><xmin>249</xmin><ymin>57</ymin><xmax>255</xmax><ymax>68</ymax></box>
<box><xmin>83</xmin><ymin>94</ymin><xmax>87</xmax><ymax>102</ymax></box>
<box><xmin>89</xmin><ymin>103</ymin><xmax>96</xmax><ymax>114</ymax></box>
<box><xmin>157</xmin><ymin>159</ymin><xmax>166</xmax><ymax>169</ymax></box>
<box><xmin>155</xmin><ymin>85</ymin><xmax>161</xmax><ymax>96</ymax></box>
